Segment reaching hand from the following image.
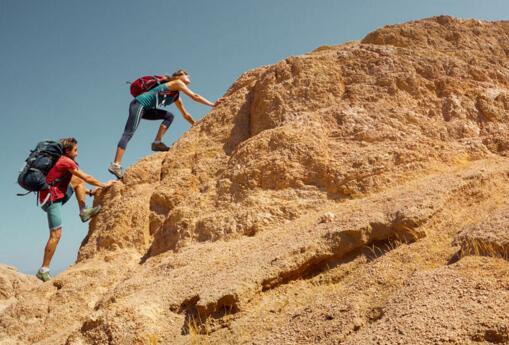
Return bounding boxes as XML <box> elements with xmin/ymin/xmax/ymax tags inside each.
<box><xmin>104</xmin><ymin>180</ymin><xmax>119</xmax><ymax>188</ymax></box>
<box><xmin>214</xmin><ymin>97</ymin><xmax>224</xmax><ymax>107</ymax></box>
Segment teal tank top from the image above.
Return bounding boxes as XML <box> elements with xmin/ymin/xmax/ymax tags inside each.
<box><xmin>135</xmin><ymin>83</ymin><xmax>179</xmax><ymax>108</ymax></box>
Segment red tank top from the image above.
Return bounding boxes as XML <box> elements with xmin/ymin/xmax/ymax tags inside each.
<box><xmin>39</xmin><ymin>156</ymin><xmax>78</xmax><ymax>203</ymax></box>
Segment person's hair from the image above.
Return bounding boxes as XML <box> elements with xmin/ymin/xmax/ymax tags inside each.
<box><xmin>169</xmin><ymin>69</ymin><xmax>188</xmax><ymax>81</ymax></box>
<box><xmin>60</xmin><ymin>137</ymin><xmax>78</xmax><ymax>153</ymax></box>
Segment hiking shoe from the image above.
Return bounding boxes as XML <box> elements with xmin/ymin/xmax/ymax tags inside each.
<box><xmin>151</xmin><ymin>141</ymin><xmax>170</xmax><ymax>152</ymax></box>
<box><xmin>108</xmin><ymin>162</ymin><xmax>124</xmax><ymax>179</ymax></box>
<box><xmin>36</xmin><ymin>269</ymin><xmax>52</xmax><ymax>282</ymax></box>
<box><xmin>79</xmin><ymin>205</ymin><xmax>102</xmax><ymax>223</ymax></box>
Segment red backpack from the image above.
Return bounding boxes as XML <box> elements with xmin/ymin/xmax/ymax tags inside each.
<box><xmin>129</xmin><ymin>75</ymin><xmax>170</xmax><ymax>97</ymax></box>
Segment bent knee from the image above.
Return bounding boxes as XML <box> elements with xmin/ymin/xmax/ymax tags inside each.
<box><xmin>162</xmin><ymin>112</ymin><xmax>175</xmax><ymax>127</ymax></box>
<box><xmin>50</xmin><ymin>228</ymin><xmax>62</xmax><ymax>239</ymax></box>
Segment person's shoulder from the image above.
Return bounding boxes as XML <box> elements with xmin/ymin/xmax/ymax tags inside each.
<box><xmin>167</xmin><ymin>79</ymin><xmax>185</xmax><ymax>89</ymax></box>
<box><xmin>57</xmin><ymin>156</ymin><xmax>78</xmax><ymax>168</ymax></box>
<box><xmin>59</xmin><ymin>155</ymin><xmax>73</xmax><ymax>163</ymax></box>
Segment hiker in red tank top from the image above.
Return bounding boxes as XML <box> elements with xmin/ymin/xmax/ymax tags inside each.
<box><xmin>36</xmin><ymin>138</ymin><xmax>118</xmax><ymax>283</ymax></box>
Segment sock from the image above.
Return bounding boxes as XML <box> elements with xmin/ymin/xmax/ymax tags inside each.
<box><xmin>111</xmin><ymin>162</ymin><xmax>120</xmax><ymax>167</ymax></box>
<box><xmin>153</xmin><ymin>140</ymin><xmax>161</xmax><ymax>144</ymax></box>
<box><xmin>39</xmin><ymin>267</ymin><xmax>49</xmax><ymax>273</ymax></box>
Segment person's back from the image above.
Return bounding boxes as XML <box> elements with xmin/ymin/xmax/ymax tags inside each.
<box><xmin>135</xmin><ymin>83</ymin><xmax>179</xmax><ymax>108</ymax></box>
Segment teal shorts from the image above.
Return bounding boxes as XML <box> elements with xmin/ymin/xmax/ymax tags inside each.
<box><xmin>42</xmin><ymin>186</ymin><xmax>74</xmax><ymax>231</ymax></box>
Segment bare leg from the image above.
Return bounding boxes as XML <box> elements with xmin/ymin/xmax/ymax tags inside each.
<box><xmin>42</xmin><ymin>228</ymin><xmax>62</xmax><ymax>268</ymax></box>
<box><xmin>154</xmin><ymin>124</ymin><xmax>168</xmax><ymax>142</ymax></box>
<box><xmin>113</xmin><ymin>146</ymin><xmax>125</xmax><ymax>164</ymax></box>
<box><xmin>70</xmin><ymin>175</ymin><xmax>86</xmax><ymax>210</ymax></box>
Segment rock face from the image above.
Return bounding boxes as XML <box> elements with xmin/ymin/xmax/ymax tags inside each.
<box><xmin>454</xmin><ymin>206</ymin><xmax>509</xmax><ymax>258</ymax></box>
<box><xmin>0</xmin><ymin>265</ymin><xmax>38</xmax><ymax>315</ymax></box>
<box><xmin>2</xmin><ymin>16</ymin><xmax>509</xmax><ymax>345</ymax></box>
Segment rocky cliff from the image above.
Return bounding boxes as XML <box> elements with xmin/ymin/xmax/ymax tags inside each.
<box><xmin>1</xmin><ymin>16</ymin><xmax>509</xmax><ymax>345</ymax></box>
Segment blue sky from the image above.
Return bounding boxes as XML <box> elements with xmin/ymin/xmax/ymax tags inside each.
<box><xmin>1</xmin><ymin>0</ymin><xmax>508</xmax><ymax>274</ymax></box>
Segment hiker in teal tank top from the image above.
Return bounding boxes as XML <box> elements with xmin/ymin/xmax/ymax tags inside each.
<box><xmin>109</xmin><ymin>69</ymin><xmax>224</xmax><ymax>179</ymax></box>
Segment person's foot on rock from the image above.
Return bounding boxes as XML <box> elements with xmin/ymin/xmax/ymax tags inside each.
<box><xmin>108</xmin><ymin>162</ymin><xmax>124</xmax><ymax>179</ymax></box>
<box><xmin>79</xmin><ymin>205</ymin><xmax>102</xmax><ymax>223</ymax></box>
<box><xmin>36</xmin><ymin>268</ymin><xmax>52</xmax><ymax>282</ymax></box>
<box><xmin>151</xmin><ymin>141</ymin><xmax>170</xmax><ymax>152</ymax></box>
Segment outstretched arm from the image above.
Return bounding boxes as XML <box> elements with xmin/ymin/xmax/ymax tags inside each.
<box><xmin>170</xmin><ymin>80</ymin><xmax>219</xmax><ymax>107</ymax></box>
<box><xmin>69</xmin><ymin>168</ymin><xmax>116</xmax><ymax>188</ymax></box>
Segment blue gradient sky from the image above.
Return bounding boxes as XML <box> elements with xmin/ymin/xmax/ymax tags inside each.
<box><xmin>1</xmin><ymin>1</ymin><xmax>508</xmax><ymax>274</ymax></box>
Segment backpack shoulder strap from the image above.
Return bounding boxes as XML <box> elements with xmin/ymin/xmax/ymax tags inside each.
<box><xmin>16</xmin><ymin>191</ymin><xmax>32</xmax><ymax>196</ymax></box>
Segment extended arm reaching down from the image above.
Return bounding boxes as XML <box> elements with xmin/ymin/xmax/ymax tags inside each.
<box><xmin>165</xmin><ymin>79</ymin><xmax>224</xmax><ymax>126</ymax></box>
<box><xmin>174</xmin><ymin>98</ymin><xmax>196</xmax><ymax>125</ymax></box>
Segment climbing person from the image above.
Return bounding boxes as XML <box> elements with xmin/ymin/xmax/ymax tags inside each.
<box><xmin>36</xmin><ymin>137</ymin><xmax>117</xmax><ymax>282</ymax></box>
<box><xmin>108</xmin><ymin>69</ymin><xmax>223</xmax><ymax>178</ymax></box>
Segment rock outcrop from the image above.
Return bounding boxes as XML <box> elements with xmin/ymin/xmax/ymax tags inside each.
<box><xmin>0</xmin><ymin>265</ymin><xmax>38</xmax><ymax>315</ymax></box>
<box><xmin>1</xmin><ymin>16</ymin><xmax>509</xmax><ymax>345</ymax></box>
